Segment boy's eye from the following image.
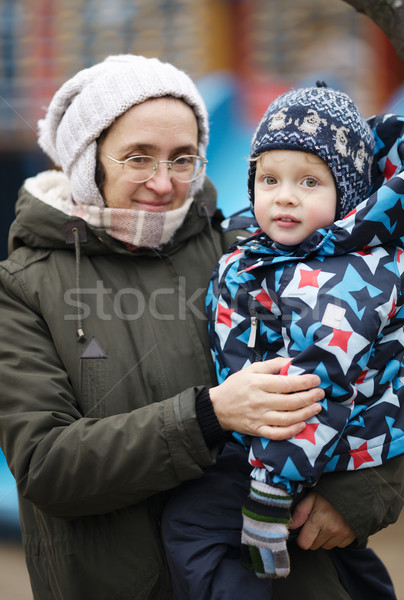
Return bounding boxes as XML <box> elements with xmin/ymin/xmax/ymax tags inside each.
<box><xmin>263</xmin><ymin>176</ymin><xmax>277</xmax><ymax>185</ymax></box>
<box><xmin>303</xmin><ymin>177</ymin><xmax>318</xmax><ymax>188</ymax></box>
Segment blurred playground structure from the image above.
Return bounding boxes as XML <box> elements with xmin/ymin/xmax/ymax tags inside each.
<box><xmin>0</xmin><ymin>0</ymin><xmax>403</xmax><ymax>560</ymax></box>
<box><xmin>2</xmin><ymin>1</ymin><xmax>404</xmax><ymax>257</ymax></box>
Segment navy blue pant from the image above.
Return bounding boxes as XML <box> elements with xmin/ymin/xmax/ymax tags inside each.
<box><xmin>162</xmin><ymin>443</ymin><xmax>396</xmax><ymax>600</ymax></box>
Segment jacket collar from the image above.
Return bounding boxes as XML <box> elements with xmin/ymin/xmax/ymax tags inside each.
<box><xmin>9</xmin><ymin>171</ymin><xmax>218</xmax><ymax>257</ymax></box>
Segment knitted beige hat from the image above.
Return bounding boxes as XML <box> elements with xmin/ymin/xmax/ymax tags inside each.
<box><xmin>38</xmin><ymin>54</ymin><xmax>209</xmax><ymax>207</ymax></box>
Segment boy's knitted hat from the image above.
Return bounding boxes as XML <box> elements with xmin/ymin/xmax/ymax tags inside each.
<box><xmin>38</xmin><ymin>54</ymin><xmax>209</xmax><ymax>207</ymax></box>
<box><xmin>248</xmin><ymin>83</ymin><xmax>374</xmax><ymax>219</ymax></box>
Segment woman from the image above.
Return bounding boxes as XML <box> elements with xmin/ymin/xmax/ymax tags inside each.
<box><xmin>0</xmin><ymin>55</ymin><xmax>402</xmax><ymax>600</ymax></box>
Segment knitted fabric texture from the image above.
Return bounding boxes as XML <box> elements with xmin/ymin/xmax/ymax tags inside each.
<box><xmin>242</xmin><ymin>481</ymin><xmax>292</xmax><ymax>579</ymax></box>
<box><xmin>38</xmin><ymin>54</ymin><xmax>209</xmax><ymax>207</ymax></box>
<box><xmin>25</xmin><ymin>170</ymin><xmax>193</xmax><ymax>250</ymax></box>
<box><xmin>70</xmin><ymin>195</ymin><xmax>194</xmax><ymax>248</ymax></box>
<box><xmin>248</xmin><ymin>85</ymin><xmax>375</xmax><ymax>219</ymax></box>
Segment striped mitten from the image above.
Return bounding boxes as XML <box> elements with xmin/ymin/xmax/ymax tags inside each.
<box><xmin>241</xmin><ymin>481</ymin><xmax>292</xmax><ymax>579</ymax></box>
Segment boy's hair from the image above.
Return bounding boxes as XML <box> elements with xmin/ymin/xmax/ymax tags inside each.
<box><xmin>248</xmin><ymin>82</ymin><xmax>375</xmax><ymax>220</ymax></box>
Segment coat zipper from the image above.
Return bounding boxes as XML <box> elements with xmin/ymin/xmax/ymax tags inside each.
<box><xmin>248</xmin><ymin>315</ymin><xmax>258</xmax><ymax>348</ymax></box>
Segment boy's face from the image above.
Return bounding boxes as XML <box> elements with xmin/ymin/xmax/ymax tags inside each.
<box><xmin>254</xmin><ymin>150</ymin><xmax>337</xmax><ymax>246</ymax></box>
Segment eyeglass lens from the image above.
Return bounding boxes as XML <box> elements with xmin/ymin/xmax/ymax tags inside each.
<box><xmin>126</xmin><ymin>155</ymin><xmax>204</xmax><ymax>182</ymax></box>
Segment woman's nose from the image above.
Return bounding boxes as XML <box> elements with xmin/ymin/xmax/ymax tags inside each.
<box><xmin>145</xmin><ymin>163</ymin><xmax>173</xmax><ymax>193</ymax></box>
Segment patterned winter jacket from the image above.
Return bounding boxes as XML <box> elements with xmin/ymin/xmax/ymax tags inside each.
<box><xmin>207</xmin><ymin>114</ymin><xmax>404</xmax><ymax>495</ymax></box>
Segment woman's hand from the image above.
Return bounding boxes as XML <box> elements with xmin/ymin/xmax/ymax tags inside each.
<box><xmin>209</xmin><ymin>357</ymin><xmax>324</xmax><ymax>440</ymax></box>
<box><xmin>289</xmin><ymin>491</ymin><xmax>356</xmax><ymax>550</ymax></box>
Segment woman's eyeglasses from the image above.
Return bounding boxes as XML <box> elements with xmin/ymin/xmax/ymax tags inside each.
<box><xmin>100</xmin><ymin>151</ymin><xmax>207</xmax><ymax>183</ymax></box>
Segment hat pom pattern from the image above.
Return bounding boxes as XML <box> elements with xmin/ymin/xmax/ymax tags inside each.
<box><xmin>248</xmin><ymin>86</ymin><xmax>375</xmax><ymax>220</ymax></box>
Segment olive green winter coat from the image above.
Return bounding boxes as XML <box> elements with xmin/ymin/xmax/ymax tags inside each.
<box><xmin>0</xmin><ymin>172</ymin><xmax>403</xmax><ymax>600</ymax></box>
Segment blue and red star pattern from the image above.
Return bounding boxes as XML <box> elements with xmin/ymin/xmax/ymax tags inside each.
<box><xmin>207</xmin><ymin>114</ymin><xmax>404</xmax><ymax>495</ymax></box>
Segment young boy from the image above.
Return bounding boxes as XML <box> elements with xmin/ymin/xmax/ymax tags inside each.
<box><xmin>163</xmin><ymin>84</ymin><xmax>404</xmax><ymax>597</ymax></box>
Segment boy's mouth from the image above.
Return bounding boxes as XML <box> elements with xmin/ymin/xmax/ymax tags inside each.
<box><xmin>274</xmin><ymin>214</ymin><xmax>299</xmax><ymax>224</ymax></box>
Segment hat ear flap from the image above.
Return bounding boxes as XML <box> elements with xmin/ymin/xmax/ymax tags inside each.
<box><xmin>37</xmin><ymin>64</ymin><xmax>102</xmax><ymax>167</ymax></box>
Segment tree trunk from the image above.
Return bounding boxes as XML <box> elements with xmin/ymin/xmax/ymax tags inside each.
<box><xmin>342</xmin><ymin>0</ymin><xmax>404</xmax><ymax>62</ymax></box>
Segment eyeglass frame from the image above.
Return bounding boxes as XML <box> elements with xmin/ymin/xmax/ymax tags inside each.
<box><xmin>99</xmin><ymin>150</ymin><xmax>207</xmax><ymax>183</ymax></box>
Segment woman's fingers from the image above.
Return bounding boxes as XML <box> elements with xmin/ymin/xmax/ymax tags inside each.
<box><xmin>255</xmin><ymin>402</ymin><xmax>322</xmax><ymax>440</ymax></box>
<box><xmin>209</xmin><ymin>357</ymin><xmax>324</xmax><ymax>437</ymax></box>
<box><xmin>258</xmin><ymin>386</ymin><xmax>324</xmax><ymax>412</ymax></box>
<box><xmin>290</xmin><ymin>492</ymin><xmax>355</xmax><ymax>550</ymax></box>
<box><xmin>256</xmin><ymin>422</ymin><xmax>305</xmax><ymax>441</ymax></box>
<box><xmin>249</xmin><ymin>358</ymin><xmax>322</xmax><ymax>394</ymax></box>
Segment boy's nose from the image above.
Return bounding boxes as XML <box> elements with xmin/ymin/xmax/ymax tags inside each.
<box><xmin>275</xmin><ymin>183</ymin><xmax>299</xmax><ymax>205</ymax></box>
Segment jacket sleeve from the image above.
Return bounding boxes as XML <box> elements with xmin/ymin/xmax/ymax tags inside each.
<box><xmin>0</xmin><ymin>270</ymin><xmax>218</xmax><ymax>519</ymax></box>
<box><xmin>314</xmin><ymin>454</ymin><xmax>404</xmax><ymax>544</ymax></box>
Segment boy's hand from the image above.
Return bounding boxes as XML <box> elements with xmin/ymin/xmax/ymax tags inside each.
<box><xmin>241</xmin><ymin>481</ymin><xmax>292</xmax><ymax>578</ymax></box>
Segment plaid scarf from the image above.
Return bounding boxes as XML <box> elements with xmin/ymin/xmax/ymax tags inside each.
<box><xmin>70</xmin><ymin>196</ymin><xmax>194</xmax><ymax>249</ymax></box>
<box><xmin>27</xmin><ymin>171</ymin><xmax>193</xmax><ymax>249</ymax></box>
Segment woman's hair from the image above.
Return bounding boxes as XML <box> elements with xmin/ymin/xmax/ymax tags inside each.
<box><xmin>95</xmin><ymin>129</ymin><xmax>108</xmax><ymax>196</ymax></box>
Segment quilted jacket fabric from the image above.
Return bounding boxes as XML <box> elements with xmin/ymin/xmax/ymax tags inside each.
<box><xmin>207</xmin><ymin>114</ymin><xmax>404</xmax><ymax>495</ymax></box>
